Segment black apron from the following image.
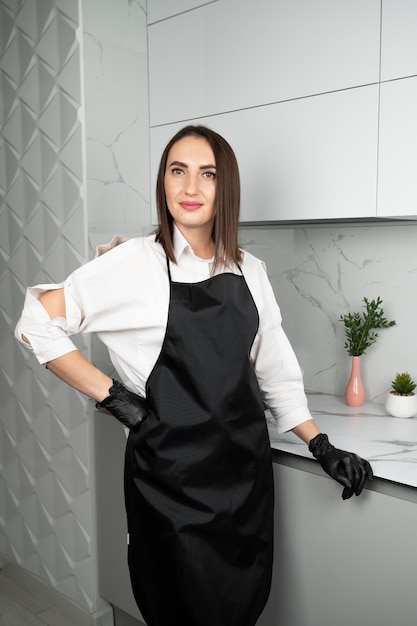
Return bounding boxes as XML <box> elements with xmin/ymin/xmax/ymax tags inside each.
<box><xmin>124</xmin><ymin>262</ymin><xmax>274</xmax><ymax>626</ymax></box>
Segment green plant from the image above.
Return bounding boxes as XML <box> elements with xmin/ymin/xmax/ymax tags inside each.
<box><xmin>340</xmin><ymin>296</ymin><xmax>396</xmax><ymax>357</ymax></box>
<box><xmin>390</xmin><ymin>372</ymin><xmax>416</xmax><ymax>396</ymax></box>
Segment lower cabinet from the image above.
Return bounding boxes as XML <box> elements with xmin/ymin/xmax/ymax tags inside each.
<box><xmin>257</xmin><ymin>453</ymin><xmax>417</xmax><ymax>626</ymax></box>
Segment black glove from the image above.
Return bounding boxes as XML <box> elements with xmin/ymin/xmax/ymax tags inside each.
<box><xmin>96</xmin><ymin>380</ymin><xmax>147</xmax><ymax>430</ymax></box>
<box><xmin>309</xmin><ymin>433</ymin><xmax>373</xmax><ymax>500</ymax></box>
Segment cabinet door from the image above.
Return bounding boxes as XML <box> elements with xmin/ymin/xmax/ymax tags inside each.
<box><xmin>147</xmin><ymin>0</ymin><xmax>213</xmax><ymax>24</ymax></box>
<box><xmin>150</xmin><ymin>85</ymin><xmax>378</xmax><ymax>223</ymax></box>
<box><xmin>381</xmin><ymin>0</ymin><xmax>417</xmax><ymax>81</ymax></box>
<box><xmin>378</xmin><ymin>77</ymin><xmax>417</xmax><ymax>218</ymax></box>
<box><xmin>148</xmin><ymin>0</ymin><xmax>380</xmax><ymax>127</ymax></box>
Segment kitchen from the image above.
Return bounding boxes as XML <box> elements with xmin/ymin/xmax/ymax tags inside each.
<box><xmin>1</xmin><ymin>1</ymin><xmax>417</xmax><ymax>625</ymax></box>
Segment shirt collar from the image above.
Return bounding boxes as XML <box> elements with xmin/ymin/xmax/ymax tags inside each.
<box><xmin>172</xmin><ymin>224</ymin><xmax>214</xmax><ymax>263</ymax></box>
<box><xmin>173</xmin><ymin>224</ymin><xmax>191</xmax><ymax>260</ymax></box>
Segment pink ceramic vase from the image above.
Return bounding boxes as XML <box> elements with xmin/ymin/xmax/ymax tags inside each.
<box><xmin>345</xmin><ymin>356</ymin><xmax>365</xmax><ymax>407</ymax></box>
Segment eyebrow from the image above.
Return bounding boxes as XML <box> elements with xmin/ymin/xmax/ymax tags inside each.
<box><xmin>168</xmin><ymin>160</ymin><xmax>216</xmax><ymax>170</ymax></box>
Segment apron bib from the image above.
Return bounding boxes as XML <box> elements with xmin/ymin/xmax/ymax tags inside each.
<box><xmin>124</xmin><ymin>264</ymin><xmax>274</xmax><ymax>626</ymax></box>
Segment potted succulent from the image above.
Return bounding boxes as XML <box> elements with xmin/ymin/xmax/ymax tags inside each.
<box><xmin>340</xmin><ymin>297</ymin><xmax>396</xmax><ymax>406</ymax></box>
<box><xmin>385</xmin><ymin>372</ymin><xmax>417</xmax><ymax>418</ymax></box>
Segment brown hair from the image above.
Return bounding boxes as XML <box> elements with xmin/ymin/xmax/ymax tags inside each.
<box><xmin>155</xmin><ymin>125</ymin><xmax>242</xmax><ymax>270</ymax></box>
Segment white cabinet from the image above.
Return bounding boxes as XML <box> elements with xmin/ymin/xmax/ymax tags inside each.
<box><xmin>378</xmin><ymin>77</ymin><xmax>417</xmax><ymax>218</ymax></box>
<box><xmin>150</xmin><ymin>85</ymin><xmax>379</xmax><ymax>223</ymax></box>
<box><xmin>148</xmin><ymin>0</ymin><xmax>380</xmax><ymax>127</ymax></box>
<box><xmin>147</xmin><ymin>0</ymin><xmax>213</xmax><ymax>25</ymax></box>
<box><xmin>381</xmin><ymin>0</ymin><xmax>417</xmax><ymax>81</ymax></box>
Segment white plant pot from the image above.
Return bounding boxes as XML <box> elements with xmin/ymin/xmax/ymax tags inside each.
<box><xmin>385</xmin><ymin>392</ymin><xmax>417</xmax><ymax>418</ymax></box>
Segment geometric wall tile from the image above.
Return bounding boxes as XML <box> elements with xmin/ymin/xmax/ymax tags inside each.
<box><xmin>73</xmin><ymin>557</ymin><xmax>95</xmax><ymax>610</ymax></box>
<box><xmin>21</xmin><ymin>132</ymin><xmax>59</xmax><ymax>187</ymax></box>
<box><xmin>1</xmin><ymin>0</ymin><xmax>94</xmax><ymax>615</ymax></box>
<box><xmin>0</xmin><ymin>72</ymin><xmax>17</xmax><ymax>126</ymax></box>
<box><xmin>57</xmin><ymin>573</ymin><xmax>91</xmax><ymax>613</ymax></box>
<box><xmin>37</xmin><ymin>534</ymin><xmax>74</xmax><ymax>584</ymax></box>
<box><xmin>47</xmin><ymin>384</ymin><xmax>87</xmax><ymax>432</ymax></box>
<box><xmin>0</xmin><ymin>205</ymin><xmax>22</xmax><ymax>258</ymax></box>
<box><xmin>0</xmin><ymin>29</ymin><xmax>34</xmax><ymax>85</ymax></box>
<box><xmin>58</xmin><ymin>46</ymin><xmax>81</xmax><ymax>105</ymax></box>
<box><xmin>42</xmin><ymin>236</ymin><xmax>85</xmax><ymax>281</ymax></box>
<box><xmin>2</xmin><ymin>99</ymin><xmax>37</xmax><ymax>155</ymax></box>
<box><xmin>39</xmin><ymin>89</ymin><xmax>78</xmax><ymax>147</ymax></box>
<box><xmin>34</xmin><ymin>472</ymin><xmax>71</xmax><ymax>521</ymax></box>
<box><xmin>54</xmin><ymin>512</ymin><xmax>90</xmax><ymax>563</ymax></box>
<box><xmin>0</xmin><ymin>478</ymin><xmax>19</xmax><ymax>526</ymax></box>
<box><xmin>5</xmin><ymin>169</ymin><xmax>40</xmax><ymax>224</ymax></box>
<box><xmin>0</xmin><ymin>424</ymin><xmax>17</xmax><ymax>477</ymax></box>
<box><xmin>21</xmin><ymin>551</ymin><xmax>44</xmax><ymax>579</ymax></box>
<box><xmin>31</xmin><ymin>407</ymin><xmax>68</xmax><ymax>458</ymax></box>
<box><xmin>52</xmin><ymin>446</ymin><xmax>88</xmax><ymax>499</ymax></box>
<box><xmin>0</xmin><ymin>4</ymin><xmax>15</xmax><ymax>59</ymax></box>
<box><xmin>18</xmin><ymin>58</ymin><xmax>56</xmax><ymax>116</ymax></box>
<box><xmin>68</xmin><ymin>421</ymin><xmax>89</xmax><ymax>468</ymax></box>
<box><xmin>8</xmin><ymin>239</ymin><xmax>42</xmax><ymax>289</ymax></box>
<box><xmin>0</xmin><ymin>270</ymin><xmax>26</xmax><ymax>322</ymax></box>
<box><xmin>20</xmin><ymin>495</ymin><xmax>53</xmax><ymax>542</ymax></box>
<box><xmin>1</xmin><ymin>457</ymin><xmax>34</xmax><ymax>503</ymax></box>
<box><xmin>0</xmin><ymin>397</ymin><xmax>29</xmax><ymax>448</ymax></box>
<box><xmin>16</xmin><ymin>432</ymin><xmax>51</xmax><ymax>480</ymax></box>
<box><xmin>15</xmin><ymin>0</ymin><xmax>55</xmax><ymax>44</ymax></box>
<box><xmin>5</xmin><ymin>514</ymin><xmax>36</xmax><ymax>563</ymax></box>
<box><xmin>36</xmin><ymin>11</ymin><xmax>77</xmax><ymax>75</ymax></box>
<box><xmin>60</xmin><ymin>125</ymin><xmax>84</xmax><ymax>179</ymax></box>
<box><xmin>70</xmin><ymin>491</ymin><xmax>92</xmax><ymax>538</ymax></box>
<box><xmin>61</xmin><ymin>200</ymin><xmax>87</xmax><ymax>255</ymax></box>
<box><xmin>0</xmin><ymin>331</ymin><xmax>32</xmax><ymax>383</ymax></box>
<box><xmin>42</xmin><ymin>163</ymin><xmax>80</xmax><ymax>218</ymax></box>
<box><xmin>9</xmin><ymin>368</ymin><xmax>48</xmax><ymax>418</ymax></box>
<box><xmin>23</xmin><ymin>203</ymin><xmax>60</xmax><ymax>256</ymax></box>
<box><xmin>0</xmin><ymin>140</ymin><xmax>20</xmax><ymax>191</ymax></box>
<box><xmin>55</xmin><ymin>0</ymin><xmax>79</xmax><ymax>24</ymax></box>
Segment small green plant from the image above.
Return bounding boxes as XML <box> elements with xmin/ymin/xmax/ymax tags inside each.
<box><xmin>390</xmin><ymin>372</ymin><xmax>416</xmax><ymax>396</ymax></box>
<box><xmin>340</xmin><ymin>296</ymin><xmax>396</xmax><ymax>357</ymax></box>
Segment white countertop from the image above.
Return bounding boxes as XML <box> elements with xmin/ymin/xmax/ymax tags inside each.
<box><xmin>268</xmin><ymin>393</ymin><xmax>417</xmax><ymax>489</ymax></box>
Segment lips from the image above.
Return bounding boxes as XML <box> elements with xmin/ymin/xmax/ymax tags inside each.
<box><xmin>179</xmin><ymin>202</ymin><xmax>203</xmax><ymax>211</ymax></box>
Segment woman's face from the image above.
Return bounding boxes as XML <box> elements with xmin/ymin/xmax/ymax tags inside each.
<box><xmin>164</xmin><ymin>136</ymin><xmax>217</xmax><ymax>238</ymax></box>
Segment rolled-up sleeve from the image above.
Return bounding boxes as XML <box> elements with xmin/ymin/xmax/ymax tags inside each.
<box><xmin>15</xmin><ymin>238</ymin><xmax>142</xmax><ymax>365</ymax></box>
<box><xmin>15</xmin><ymin>284</ymin><xmax>79</xmax><ymax>364</ymax></box>
<box><xmin>245</xmin><ymin>255</ymin><xmax>313</xmax><ymax>433</ymax></box>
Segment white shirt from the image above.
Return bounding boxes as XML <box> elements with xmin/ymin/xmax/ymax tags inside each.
<box><xmin>15</xmin><ymin>227</ymin><xmax>313</xmax><ymax>433</ymax></box>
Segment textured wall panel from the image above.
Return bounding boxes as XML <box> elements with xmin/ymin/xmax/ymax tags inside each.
<box><xmin>0</xmin><ymin>0</ymin><xmax>98</xmax><ymax>617</ymax></box>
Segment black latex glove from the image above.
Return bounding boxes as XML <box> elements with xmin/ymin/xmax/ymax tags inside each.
<box><xmin>96</xmin><ymin>380</ymin><xmax>147</xmax><ymax>430</ymax></box>
<box><xmin>309</xmin><ymin>433</ymin><xmax>373</xmax><ymax>500</ymax></box>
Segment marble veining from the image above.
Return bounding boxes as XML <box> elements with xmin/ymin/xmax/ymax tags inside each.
<box><xmin>268</xmin><ymin>393</ymin><xmax>417</xmax><ymax>488</ymax></box>
<box><xmin>241</xmin><ymin>223</ymin><xmax>417</xmax><ymax>405</ymax></box>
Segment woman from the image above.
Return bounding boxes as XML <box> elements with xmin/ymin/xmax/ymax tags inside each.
<box><xmin>16</xmin><ymin>125</ymin><xmax>372</xmax><ymax>626</ymax></box>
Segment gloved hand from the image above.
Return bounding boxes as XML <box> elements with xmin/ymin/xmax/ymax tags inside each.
<box><xmin>308</xmin><ymin>433</ymin><xmax>373</xmax><ymax>500</ymax></box>
<box><xmin>96</xmin><ymin>380</ymin><xmax>147</xmax><ymax>430</ymax></box>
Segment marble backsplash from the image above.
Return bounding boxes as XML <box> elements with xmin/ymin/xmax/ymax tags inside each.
<box><xmin>241</xmin><ymin>222</ymin><xmax>417</xmax><ymax>403</ymax></box>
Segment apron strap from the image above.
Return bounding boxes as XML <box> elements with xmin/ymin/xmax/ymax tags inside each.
<box><xmin>166</xmin><ymin>256</ymin><xmax>172</xmax><ymax>282</ymax></box>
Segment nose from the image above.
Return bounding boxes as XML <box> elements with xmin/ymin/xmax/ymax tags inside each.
<box><xmin>185</xmin><ymin>172</ymin><xmax>199</xmax><ymax>195</ymax></box>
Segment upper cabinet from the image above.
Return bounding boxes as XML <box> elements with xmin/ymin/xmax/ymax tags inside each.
<box><xmin>150</xmin><ymin>85</ymin><xmax>378</xmax><ymax>223</ymax></box>
<box><xmin>148</xmin><ymin>0</ymin><xmax>380</xmax><ymax>127</ymax></box>
<box><xmin>378</xmin><ymin>77</ymin><xmax>417</xmax><ymax>218</ymax></box>
<box><xmin>147</xmin><ymin>0</ymin><xmax>213</xmax><ymax>25</ymax></box>
<box><xmin>380</xmin><ymin>0</ymin><xmax>417</xmax><ymax>81</ymax></box>
<box><xmin>147</xmin><ymin>0</ymin><xmax>417</xmax><ymax>222</ymax></box>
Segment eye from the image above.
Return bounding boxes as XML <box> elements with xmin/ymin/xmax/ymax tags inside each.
<box><xmin>202</xmin><ymin>171</ymin><xmax>216</xmax><ymax>179</ymax></box>
<box><xmin>171</xmin><ymin>167</ymin><xmax>184</xmax><ymax>175</ymax></box>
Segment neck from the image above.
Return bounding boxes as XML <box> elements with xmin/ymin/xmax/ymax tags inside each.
<box><xmin>176</xmin><ymin>224</ymin><xmax>215</xmax><ymax>259</ymax></box>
